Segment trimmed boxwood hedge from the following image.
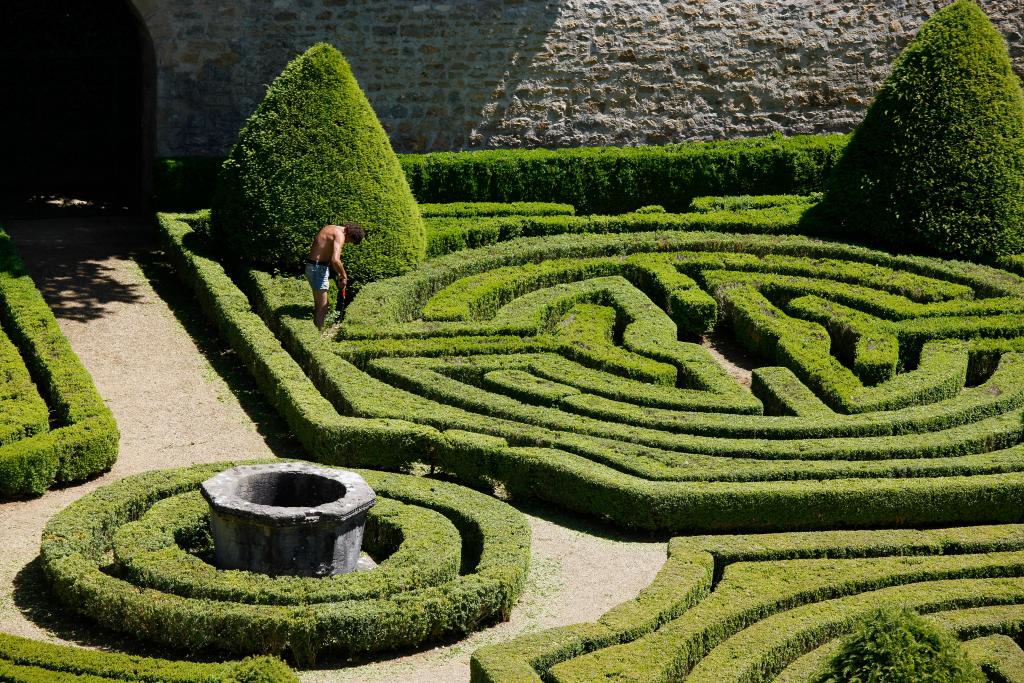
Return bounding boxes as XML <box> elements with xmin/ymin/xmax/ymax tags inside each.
<box><xmin>961</xmin><ymin>634</ymin><xmax>1024</xmax><ymax>682</ymax></box>
<box><xmin>419</xmin><ymin>201</ymin><xmax>575</xmax><ymax>218</ymax></box>
<box><xmin>423</xmin><ymin>203</ymin><xmax>811</xmax><ymax>257</ymax></box>
<box><xmin>0</xmin><ymin>632</ymin><xmax>297</xmax><ymax>682</ymax></box>
<box><xmin>0</xmin><ymin>323</ymin><xmax>49</xmax><ymax>446</ymax></box>
<box><xmin>689</xmin><ymin>193</ymin><xmax>821</xmax><ymax>213</ymax></box>
<box><xmin>159</xmin><ymin>210</ymin><xmax>1024</xmax><ymax>533</ymax></box>
<box><xmin>0</xmin><ymin>225</ymin><xmax>118</xmax><ymax>497</ymax></box>
<box><xmin>155</xmin><ymin>133</ymin><xmax>846</xmax><ymax>214</ymax></box>
<box><xmin>41</xmin><ymin>461</ymin><xmax>530</xmax><ymax>665</ymax></box>
<box><xmin>471</xmin><ymin>524</ymin><xmax>1024</xmax><ymax>683</ymax></box>
<box><xmin>402</xmin><ymin>134</ymin><xmax>846</xmax><ymax>215</ymax></box>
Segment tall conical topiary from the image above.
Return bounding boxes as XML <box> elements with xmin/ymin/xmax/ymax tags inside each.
<box><xmin>810</xmin><ymin>0</ymin><xmax>1024</xmax><ymax>261</ymax></box>
<box><xmin>813</xmin><ymin>608</ymin><xmax>984</xmax><ymax>683</ymax></box>
<box><xmin>211</xmin><ymin>43</ymin><xmax>425</xmax><ymax>284</ymax></box>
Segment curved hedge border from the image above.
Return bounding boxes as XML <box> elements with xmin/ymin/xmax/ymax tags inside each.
<box><xmin>0</xmin><ymin>225</ymin><xmax>119</xmax><ymax>497</ymax></box>
<box><xmin>0</xmin><ymin>323</ymin><xmax>48</xmax><ymax>447</ymax></box>
<box><xmin>41</xmin><ymin>461</ymin><xmax>530</xmax><ymax>665</ymax></box>
<box><xmin>0</xmin><ymin>632</ymin><xmax>297</xmax><ymax>682</ymax></box>
<box><xmin>471</xmin><ymin>524</ymin><xmax>1024</xmax><ymax>682</ymax></box>
<box><xmin>422</xmin><ymin>203</ymin><xmax>810</xmax><ymax>257</ymax></box>
<box><xmin>962</xmin><ymin>635</ymin><xmax>1024</xmax><ymax>682</ymax></box>
<box><xmin>159</xmin><ymin>211</ymin><xmax>1024</xmax><ymax>533</ymax></box>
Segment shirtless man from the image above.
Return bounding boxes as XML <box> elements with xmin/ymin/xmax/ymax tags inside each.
<box><xmin>305</xmin><ymin>222</ymin><xmax>365</xmax><ymax>328</ymax></box>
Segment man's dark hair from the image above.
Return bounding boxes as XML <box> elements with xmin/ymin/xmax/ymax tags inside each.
<box><xmin>344</xmin><ymin>223</ymin><xmax>365</xmax><ymax>244</ymax></box>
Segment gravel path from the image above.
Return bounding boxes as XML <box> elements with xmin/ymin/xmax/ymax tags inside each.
<box><xmin>0</xmin><ymin>217</ymin><xmax>667</xmax><ymax>682</ymax></box>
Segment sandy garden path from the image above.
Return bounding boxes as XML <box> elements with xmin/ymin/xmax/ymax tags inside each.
<box><xmin>0</xmin><ymin>217</ymin><xmax>667</xmax><ymax>682</ymax></box>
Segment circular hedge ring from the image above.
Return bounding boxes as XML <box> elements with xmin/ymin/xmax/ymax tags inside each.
<box><xmin>40</xmin><ymin>461</ymin><xmax>530</xmax><ymax>665</ymax></box>
<box><xmin>111</xmin><ymin>491</ymin><xmax>463</xmax><ymax>605</ymax></box>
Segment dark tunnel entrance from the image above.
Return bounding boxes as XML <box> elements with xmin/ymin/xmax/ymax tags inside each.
<box><xmin>0</xmin><ymin>1</ymin><xmax>155</xmax><ymax>215</ymax></box>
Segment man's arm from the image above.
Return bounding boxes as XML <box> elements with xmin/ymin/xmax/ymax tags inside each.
<box><xmin>330</xmin><ymin>228</ymin><xmax>347</xmax><ymax>284</ymax></box>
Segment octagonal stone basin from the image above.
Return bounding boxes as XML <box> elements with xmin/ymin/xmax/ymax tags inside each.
<box><xmin>201</xmin><ymin>462</ymin><xmax>376</xmax><ymax>577</ymax></box>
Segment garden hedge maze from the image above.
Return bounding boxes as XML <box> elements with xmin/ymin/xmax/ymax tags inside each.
<box><xmin>472</xmin><ymin>523</ymin><xmax>1024</xmax><ymax>682</ymax></box>
<box><xmin>42</xmin><ymin>461</ymin><xmax>530</xmax><ymax>665</ymax></box>
<box><xmin>11</xmin><ymin>4</ymin><xmax>1024</xmax><ymax>677</ymax></box>
<box><xmin>160</xmin><ymin>210</ymin><xmax>1024</xmax><ymax>534</ymax></box>
<box><xmin>0</xmin><ymin>226</ymin><xmax>118</xmax><ymax>498</ymax></box>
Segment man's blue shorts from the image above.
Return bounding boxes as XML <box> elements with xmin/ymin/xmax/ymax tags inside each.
<box><xmin>305</xmin><ymin>262</ymin><xmax>332</xmax><ymax>292</ymax></box>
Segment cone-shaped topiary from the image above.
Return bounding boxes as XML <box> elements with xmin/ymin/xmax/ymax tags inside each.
<box><xmin>211</xmin><ymin>43</ymin><xmax>425</xmax><ymax>284</ymax></box>
<box><xmin>813</xmin><ymin>608</ymin><xmax>984</xmax><ymax>683</ymax></box>
<box><xmin>809</xmin><ymin>0</ymin><xmax>1024</xmax><ymax>261</ymax></box>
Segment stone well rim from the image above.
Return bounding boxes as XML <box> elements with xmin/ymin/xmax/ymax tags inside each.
<box><xmin>200</xmin><ymin>462</ymin><xmax>376</xmax><ymax>526</ymax></box>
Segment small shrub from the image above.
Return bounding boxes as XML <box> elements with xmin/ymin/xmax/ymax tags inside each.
<box><xmin>813</xmin><ymin>608</ymin><xmax>985</xmax><ymax>683</ymax></box>
<box><xmin>634</xmin><ymin>205</ymin><xmax>666</xmax><ymax>214</ymax></box>
<box><xmin>223</xmin><ymin>656</ymin><xmax>299</xmax><ymax>683</ymax></box>
<box><xmin>811</xmin><ymin>0</ymin><xmax>1024</xmax><ymax>261</ymax></box>
<box><xmin>211</xmin><ymin>43</ymin><xmax>425</xmax><ymax>284</ymax></box>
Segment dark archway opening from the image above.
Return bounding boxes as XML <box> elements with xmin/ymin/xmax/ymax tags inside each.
<box><xmin>0</xmin><ymin>1</ymin><xmax>155</xmax><ymax>216</ymax></box>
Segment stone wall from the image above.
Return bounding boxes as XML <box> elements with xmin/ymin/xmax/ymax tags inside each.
<box><xmin>130</xmin><ymin>0</ymin><xmax>1024</xmax><ymax>156</ymax></box>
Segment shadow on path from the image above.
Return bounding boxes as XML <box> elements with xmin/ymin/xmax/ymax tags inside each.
<box><xmin>3</xmin><ymin>218</ymin><xmax>150</xmax><ymax>323</ymax></box>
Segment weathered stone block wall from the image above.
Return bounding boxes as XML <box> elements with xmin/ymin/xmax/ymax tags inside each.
<box><xmin>130</xmin><ymin>0</ymin><xmax>1024</xmax><ymax>156</ymax></box>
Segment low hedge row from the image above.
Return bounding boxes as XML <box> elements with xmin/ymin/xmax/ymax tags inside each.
<box><xmin>41</xmin><ymin>461</ymin><xmax>530</xmax><ymax>665</ymax></box>
<box><xmin>0</xmin><ymin>225</ymin><xmax>118</xmax><ymax>497</ymax></box>
<box><xmin>688</xmin><ymin>192</ymin><xmax>821</xmax><ymax>213</ymax></box>
<box><xmin>0</xmin><ymin>324</ymin><xmax>48</xmax><ymax>446</ymax></box>
<box><xmin>331</xmin><ymin>231</ymin><xmax>1024</xmax><ymax>438</ymax></box>
<box><xmin>419</xmin><ymin>201</ymin><xmax>574</xmax><ymax>218</ymax></box>
<box><xmin>357</xmin><ymin>351</ymin><xmax>1024</xmax><ymax>466</ymax></box>
<box><xmin>160</xmin><ymin>211</ymin><xmax>1024</xmax><ymax>532</ymax></box>
<box><xmin>472</xmin><ymin>524</ymin><xmax>1024</xmax><ymax>682</ymax></box>
<box><xmin>423</xmin><ymin>203</ymin><xmax>810</xmax><ymax>256</ymax></box>
<box><xmin>0</xmin><ymin>632</ymin><xmax>297</xmax><ymax>682</ymax></box>
<box><xmin>154</xmin><ymin>134</ymin><xmax>846</xmax><ymax>213</ymax></box>
<box><xmin>961</xmin><ymin>635</ymin><xmax>1024</xmax><ymax>682</ymax></box>
<box><xmin>157</xmin><ymin>213</ymin><xmax>441</xmax><ymax>470</ymax></box>
<box><xmin>401</xmin><ymin>134</ymin><xmax>846</xmax><ymax>214</ymax></box>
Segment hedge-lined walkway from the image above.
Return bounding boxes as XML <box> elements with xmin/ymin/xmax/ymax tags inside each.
<box><xmin>0</xmin><ymin>217</ymin><xmax>665</xmax><ymax>682</ymax></box>
<box><xmin>0</xmin><ymin>217</ymin><xmax>281</xmax><ymax>648</ymax></box>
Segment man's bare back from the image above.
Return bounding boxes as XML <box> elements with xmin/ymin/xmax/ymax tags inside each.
<box><xmin>304</xmin><ymin>222</ymin><xmax>365</xmax><ymax>329</ymax></box>
<box><xmin>307</xmin><ymin>224</ymin><xmax>347</xmax><ymax>279</ymax></box>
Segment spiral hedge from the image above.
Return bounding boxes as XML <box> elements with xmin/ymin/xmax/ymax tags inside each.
<box><xmin>471</xmin><ymin>523</ymin><xmax>1024</xmax><ymax>682</ymax></box>
<box><xmin>159</xmin><ymin>209</ymin><xmax>1024</xmax><ymax>533</ymax></box>
<box><xmin>0</xmin><ymin>225</ymin><xmax>119</xmax><ymax>498</ymax></box>
<box><xmin>40</xmin><ymin>461</ymin><xmax>530</xmax><ymax>665</ymax></box>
